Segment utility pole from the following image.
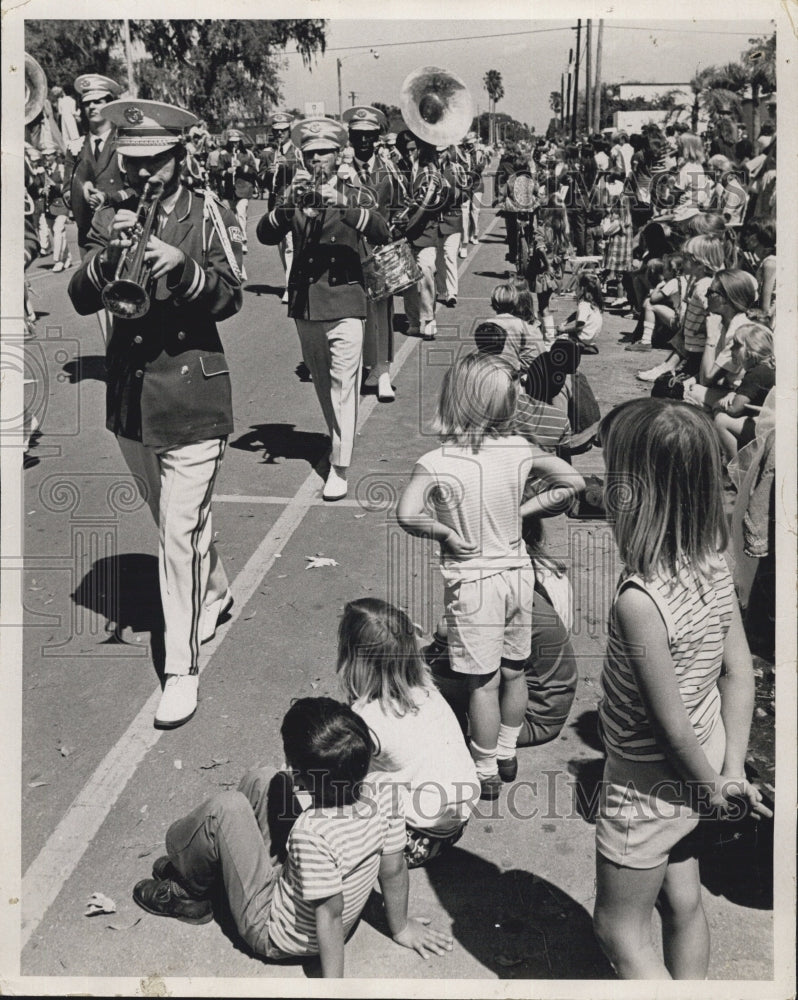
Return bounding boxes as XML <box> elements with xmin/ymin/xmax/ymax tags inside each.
<box><xmin>593</xmin><ymin>19</ymin><xmax>604</xmax><ymax>133</ymax></box>
<box><xmin>565</xmin><ymin>48</ymin><xmax>573</xmax><ymax>135</ymax></box>
<box><xmin>348</xmin><ymin>91</ymin><xmax>357</xmax><ymax>107</ymax></box>
<box><xmin>572</xmin><ymin>19</ymin><xmax>581</xmax><ymax>141</ymax></box>
<box><xmin>560</xmin><ymin>73</ymin><xmax>565</xmax><ymax>132</ymax></box>
<box><xmin>586</xmin><ymin>19</ymin><xmax>592</xmax><ymax>134</ymax></box>
<box><xmin>337</xmin><ymin>58</ymin><xmax>343</xmax><ymax>120</ymax></box>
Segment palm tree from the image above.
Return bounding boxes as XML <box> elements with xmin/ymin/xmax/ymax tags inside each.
<box><xmin>687</xmin><ymin>66</ymin><xmax>742</xmax><ymax>133</ymax></box>
<box><xmin>483</xmin><ymin>69</ymin><xmax>504</xmax><ymax>145</ymax></box>
<box><xmin>738</xmin><ymin>32</ymin><xmax>776</xmax><ymax>138</ymax></box>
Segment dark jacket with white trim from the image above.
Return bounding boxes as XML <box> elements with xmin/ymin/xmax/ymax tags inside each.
<box><xmin>68</xmin><ymin>186</ymin><xmax>243</xmax><ymax>449</ymax></box>
<box><xmin>256</xmin><ymin>178</ymin><xmax>390</xmax><ymax>321</ymax></box>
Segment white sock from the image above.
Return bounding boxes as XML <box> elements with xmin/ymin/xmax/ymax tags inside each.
<box><xmin>542</xmin><ymin>316</ymin><xmax>556</xmax><ymax>342</ymax></box>
<box><xmin>641</xmin><ymin>320</ymin><xmax>654</xmax><ymax>345</ymax></box>
<box><xmin>497</xmin><ymin>724</ymin><xmax>522</xmax><ymax>760</ymax></box>
<box><xmin>470</xmin><ymin>740</ymin><xmax>498</xmax><ymax>779</ymax></box>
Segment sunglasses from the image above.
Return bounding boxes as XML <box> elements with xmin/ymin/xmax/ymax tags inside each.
<box><xmin>707</xmin><ymin>286</ymin><xmax>727</xmax><ymax>298</ymax></box>
<box><xmin>83</xmin><ymin>98</ymin><xmax>111</xmax><ymax>107</ymax></box>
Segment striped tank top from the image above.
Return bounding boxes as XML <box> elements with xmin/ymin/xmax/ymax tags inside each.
<box><xmin>599</xmin><ymin>559</ymin><xmax>735</xmax><ymax>762</ymax></box>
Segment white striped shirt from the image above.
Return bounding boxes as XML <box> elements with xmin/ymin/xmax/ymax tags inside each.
<box><xmin>266</xmin><ymin>782</ymin><xmax>406</xmax><ymax>956</ymax></box>
<box><xmin>599</xmin><ymin>559</ymin><xmax>735</xmax><ymax>761</ymax></box>
<box><xmin>416</xmin><ymin>436</ymin><xmax>539</xmax><ymax>584</ymax></box>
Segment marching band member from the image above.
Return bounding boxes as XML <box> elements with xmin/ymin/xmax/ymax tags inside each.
<box><xmin>395</xmin><ymin>131</ymin><xmax>453</xmax><ymax>341</ymax></box>
<box><xmin>259</xmin><ymin>112</ymin><xmax>304</xmax><ymax>304</ymax></box>
<box><xmin>256</xmin><ymin>117</ymin><xmax>390</xmax><ymax>500</ymax></box>
<box><xmin>435</xmin><ymin>144</ymin><xmax>467</xmax><ymax>307</ymax></box>
<box><xmin>68</xmin><ymin>99</ymin><xmax>243</xmax><ymax>729</ymax></box>
<box><xmin>342</xmin><ymin>105</ymin><xmax>407</xmax><ymax>402</ymax></box>
<box><xmin>459</xmin><ymin>131</ymin><xmax>486</xmax><ymax>251</ymax></box>
<box><xmin>218</xmin><ymin>129</ymin><xmax>258</xmax><ymax>254</ymax></box>
<box><xmin>64</xmin><ymin>74</ymin><xmax>130</xmax><ymax>259</ymax></box>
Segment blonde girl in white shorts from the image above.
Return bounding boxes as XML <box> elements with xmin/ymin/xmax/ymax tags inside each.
<box><xmin>397</xmin><ymin>352</ymin><xmax>582</xmax><ymax>800</ymax></box>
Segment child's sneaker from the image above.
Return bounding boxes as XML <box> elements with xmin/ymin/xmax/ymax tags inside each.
<box><xmin>497</xmin><ymin>756</ymin><xmax>518</xmax><ymax>782</ymax></box>
<box><xmin>133</xmin><ymin>877</ymin><xmax>213</xmax><ymax>924</ymax></box>
<box><xmin>479</xmin><ymin>774</ymin><xmax>502</xmax><ymax>801</ymax></box>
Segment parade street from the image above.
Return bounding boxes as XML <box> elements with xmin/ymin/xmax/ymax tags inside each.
<box><xmin>18</xmin><ymin>192</ymin><xmax>773</xmax><ymax>985</ymax></box>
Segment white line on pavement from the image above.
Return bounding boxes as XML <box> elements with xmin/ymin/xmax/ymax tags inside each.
<box><xmin>20</xmin><ymin>215</ymin><xmax>498</xmax><ymax>949</ymax></box>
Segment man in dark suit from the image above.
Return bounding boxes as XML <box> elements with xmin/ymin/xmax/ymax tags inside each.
<box><xmin>68</xmin><ymin>99</ymin><xmax>243</xmax><ymax>729</ymax></box>
<box><xmin>256</xmin><ymin>117</ymin><xmax>390</xmax><ymax>500</ymax></box>
<box><xmin>64</xmin><ymin>74</ymin><xmax>131</xmax><ymax>258</ymax></box>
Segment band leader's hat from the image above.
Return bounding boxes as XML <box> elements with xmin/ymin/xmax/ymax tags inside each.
<box><xmin>342</xmin><ymin>105</ymin><xmax>387</xmax><ymax>133</ymax></box>
<box><xmin>74</xmin><ymin>74</ymin><xmax>122</xmax><ymax>104</ymax></box>
<box><xmin>290</xmin><ymin>117</ymin><xmax>348</xmax><ymax>152</ymax></box>
<box><xmin>101</xmin><ymin>99</ymin><xmax>198</xmax><ymax>156</ymax></box>
<box><xmin>270</xmin><ymin>111</ymin><xmax>294</xmax><ymax>131</ymax></box>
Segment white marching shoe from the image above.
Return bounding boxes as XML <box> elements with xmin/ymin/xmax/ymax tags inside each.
<box><xmin>377</xmin><ymin>372</ymin><xmax>395</xmax><ymax>402</ymax></box>
<box><xmin>422</xmin><ymin>321</ymin><xmax>437</xmax><ymax>341</ymax></box>
<box><xmin>323</xmin><ymin>465</ymin><xmax>348</xmax><ymax>501</ymax></box>
<box><xmin>154</xmin><ymin>675</ymin><xmax>198</xmax><ymax>729</ymax></box>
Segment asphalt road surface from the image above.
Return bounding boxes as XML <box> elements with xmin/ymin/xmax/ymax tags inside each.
<box><xmin>16</xmin><ymin>193</ymin><xmax>775</xmax><ymax>988</ymax></box>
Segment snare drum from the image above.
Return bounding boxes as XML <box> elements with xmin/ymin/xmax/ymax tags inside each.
<box><xmin>363</xmin><ymin>238</ymin><xmax>423</xmax><ymax>301</ymax></box>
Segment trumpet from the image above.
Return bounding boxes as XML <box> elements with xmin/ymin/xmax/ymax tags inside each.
<box><xmin>101</xmin><ymin>179</ymin><xmax>164</xmax><ymax>320</ymax></box>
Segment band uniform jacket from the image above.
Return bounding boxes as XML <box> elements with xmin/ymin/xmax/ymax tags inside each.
<box><xmin>218</xmin><ymin>148</ymin><xmax>259</xmax><ymax>202</ymax></box>
<box><xmin>256</xmin><ymin>178</ymin><xmax>390</xmax><ymax>322</ymax></box>
<box><xmin>399</xmin><ymin>162</ymin><xmax>458</xmax><ymax>249</ymax></box>
<box><xmin>351</xmin><ymin>156</ymin><xmax>408</xmax><ymax>223</ymax></box>
<box><xmin>68</xmin><ymin>186</ymin><xmax>243</xmax><ymax>449</ymax></box>
<box><xmin>64</xmin><ymin>126</ymin><xmax>135</xmax><ymax>246</ymax></box>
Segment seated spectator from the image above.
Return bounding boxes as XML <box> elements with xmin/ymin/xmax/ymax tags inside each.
<box><xmin>713</xmin><ymin>323</ymin><xmax>776</xmax><ymax>462</ymax></box>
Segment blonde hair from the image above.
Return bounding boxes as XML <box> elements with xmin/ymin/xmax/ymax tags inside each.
<box><xmin>598</xmin><ymin>399</ymin><xmax>727</xmax><ymax>580</ymax></box>
<box><xmin>734</xmin><ymin>322</ymin><xmax>775</xmax><ymax>368</ymax></box>
<box><xmin>337</xmin><ymin>598</ymin><xmax>432</xmax><ymax>717</ymax></box>
<box><xmin>684</xmin><ymin>234</ymin><xmax>725</xmax><ymax>274</ymax></box>
<box><xmin>434</xmin><ymin>351</ymin><xmax>517</xmax><ymax>451</ymax></box>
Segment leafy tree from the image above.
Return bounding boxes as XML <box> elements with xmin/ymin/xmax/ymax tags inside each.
<box><xmin>549</xmin><ymin>90</ymin><xmax>563</xmax><ymax>116</ymax></box>
<box><xmin>131</xmin><ymin>20</ymin><xmax>327</xmax><ymax>129</ymax></box>
<box><xmin>25</xmin><ymin>20</ymin><xmax>126</xmax><ymax>92</ymax></box>
<box><xmin>685</xmin><ymin>66</ymin><xmax>741</xmax><ymax>133</ymax></box>
<box><xmin>26</xmin><ymin>20</ymin><xmax>327</xmax><ymax>130</ymax></box>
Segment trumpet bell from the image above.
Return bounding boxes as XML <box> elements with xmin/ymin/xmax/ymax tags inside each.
<box><xmin>400</xmin><ymin>66</ymin><xmax>473</xmax><ymax>148</ymax></box>
<box><xmin>25</xmin><ymin>53</ymin><xmax>48</xmax><ymax>125</ymax></box>
<box><xmin>102</xmin><ymin>279</ymin><xmax>151</xmax><ymax>320</ymax></box>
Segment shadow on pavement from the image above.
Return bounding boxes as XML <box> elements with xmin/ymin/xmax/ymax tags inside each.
<box><xmin>696</xmin><ymin>814</ymin><xmax>774</xmax><ymax>910</ymax></box>
<box><xmin>71</xmin><ymin>553</ymin><xmax>165</xmax><ymax>672</ymax></box>
<box><xmin>410</xmin><ymin>847</ymin><xmax>613</xmax><ymax>978</ymax></box>
<box><xmin>473</xmin><ymin>270</ymin><xmax>514</xmax><ymax>280</ymax></box>
<box><xmin>62</xmin><ymin>354</ymin><xmax>106</xmax><ymax>383</ymax></box>
<box><xmin>570</xmin><ymin>710</ymin><xmax>605</xmax><ymax>753</ymax></box>
<box><xmin>243</xmin><ymin>283</ymin><xmax>285</xmax><ymax>297</ymax></box>
<box><xmin>565</xmin><ymin>757</ymin><xmax>605</xmax><ymax>825</ymax></box>
<box><xmin>230</xmin><ymin>423</ymin><xmax>330</xmax><ymax>467</ymax></box>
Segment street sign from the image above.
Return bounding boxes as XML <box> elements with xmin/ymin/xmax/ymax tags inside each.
<box><xmin>305</xmin><ymin>101</ymin><xmax>325</xmax><ymax>117</ymax></box>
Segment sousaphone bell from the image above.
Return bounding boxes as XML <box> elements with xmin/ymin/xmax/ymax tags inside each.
<box><xmin>399</xmin><ymin>66</ymin><xmax>474</xmax><ymax>147</ymax></box>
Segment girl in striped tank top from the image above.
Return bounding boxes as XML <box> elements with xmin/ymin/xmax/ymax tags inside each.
<box><xmin>592</xmin><ymin>398</ymin><xmax>770</xmax><ymax>980</ymax></box>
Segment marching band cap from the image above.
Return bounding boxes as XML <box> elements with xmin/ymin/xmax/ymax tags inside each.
<box><xmin>385</xmin><ymin>132</ymin><xmax>397</xmax><ymax>145</ymax></box>
<box><xmin>342</xmin><ymin>105</ymin><xmax>387</xmax><ymax>133</ymax></box>
<box><xmin>226</xmin><ymin>129</ymin><xmax>244</xmax><ymax>142</ymax></box>
<box><xmin>463</xmin><ymin>131</ymin><xmax>477</xmax><ymax>144</ymax></box>
<box><xmin>101</xmin><ymin>99</ymin><xmax>198</xmax><ymax>156</ymax></box>
<box><xmin>74</xmin><ymin>74</ymin><xmax>122</xmax><ymax>104</ymax></box>
<box><xmin>290</xmin><ymin>116</ymin><xmax>348</xmax><ymax>152</ymax></box>
<box><xmin>270</xmin><ymin>111</ymin><xmax>294</xmax><ymax>130</ymax></box>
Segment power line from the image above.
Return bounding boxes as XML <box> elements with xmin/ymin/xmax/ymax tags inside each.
<box><xmin>281</xmin><ymin>22</ymin><xmax>764</xmax><ymax>56</ymax></box>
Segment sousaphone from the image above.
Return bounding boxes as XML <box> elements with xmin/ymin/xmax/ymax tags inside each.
<box><xmin>25</xmin><ymin>53</ymin><xmax>47</xmax><ymax>125</ymax></box>
<box><xmin>399</xmin><ymin>66</ymin><xmax>473</xmax><ymax>147</ymax></box>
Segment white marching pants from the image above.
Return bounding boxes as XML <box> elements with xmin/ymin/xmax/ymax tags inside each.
<box><xmin>295</xmin><ymin>317</ymin><xmax>363</xmax><ymax>468</ymax></box>
<box><xmin>404</xmin><ymin>245</ymin><xmax>437</xmax><ymax>328</ymax></box>
<box><xmin>116</xmin><ymin>435</ymin><xmax>229</xmax><ymax>676</ymax></box>
<box><xmin>435</xmin><ymin>231</ymin><xmax>462</xmax><ymax>301</ymax></box>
